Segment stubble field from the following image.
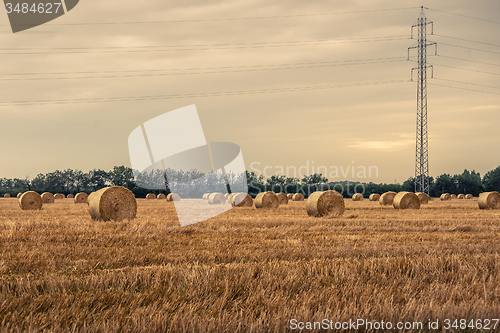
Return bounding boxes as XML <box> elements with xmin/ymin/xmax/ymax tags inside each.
<box><xmin>1</xmin><ymin>196</ymin><xmax>500</xmax><ymax>332</ymax></box>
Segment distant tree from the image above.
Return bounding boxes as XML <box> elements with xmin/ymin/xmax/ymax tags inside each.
<box><xmin>301</xmin><ymin>173</ymin><xmax>328</xmax><ymax>185</ymax></box>
<box><xmin>110</xmin><ymin>166</ymin><xmax>135</xmax><ymax>189</ymax></box>
<box><xmin>431</xmin><ymin>174</ymin><xmax>456</xmax><ymax>196</ymax></box>
<box><xmin>402</xmin><ymin>177</ymin><xmax>415</xmax><ymax>192</ymax></box>
<box><xmin>456</xmin><ymin>169</ymin><xmax>483</xmax><ymax>196</ymax></box>
<box><xmin>89</xmin><ymin>169</ymin><xmax>111</xmax><ymax>191</ymax></box>
<box><xmin>483</xmin><ymin>166</ymin><xmax>500</xmax><ymax>192</ymax></box>
<box><xmin>31</xmin><ymin>173</ymin><xmax>46</xmax><ymax>192</ymax></box>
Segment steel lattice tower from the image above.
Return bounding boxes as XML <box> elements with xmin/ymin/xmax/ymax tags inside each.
<box><xmin>408</xmin><ymin>7</ymin><xmax>436</xmax><ymax>194</ymax></box>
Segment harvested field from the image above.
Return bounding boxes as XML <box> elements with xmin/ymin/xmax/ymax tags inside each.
<box><xmin>0</xmin><ymin>197</ymin><xmax>500</xmax><ymax>332</ymax></box>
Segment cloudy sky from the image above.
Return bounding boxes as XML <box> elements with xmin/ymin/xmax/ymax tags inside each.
<box><xmin>0</xmin><ymin>0</ymin><xmax>499</xmax><ymax>184</ymax></box>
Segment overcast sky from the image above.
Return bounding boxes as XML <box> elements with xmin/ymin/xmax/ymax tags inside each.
<box><xmin>0</xmin><ymin>0</ymin><xmax>499</xmax><ymax>184</ymax></box>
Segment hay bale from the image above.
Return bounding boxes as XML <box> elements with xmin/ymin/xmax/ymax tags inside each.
<box><xmin>369</xmin><ymin>193</ymin><xmax>380</xmax><ymax>201</ymax></box>
<box><xmin>18</xmin><ymin>191</ymin><xmax>43</xmax><ymax>210</ymax></box>
<box><xmin>277</xmin><ymin>192</ymin><xmax>289</xmax><ymax>205</ymax></box>
<box><xmin>16</xmin><ymin>192</ymin><xmax>23</xmax><ymax>198</ymax></box>
<box><xmin>54</xmin><ymin>193</ymin><xmax>65</xmax><ymax>200</ymax></box>
<box><xmin>208</xmin><ymin>193</ymin><xmax>225</xmax><ymax>205</ymax></box>
<box><xmin>415</xmin><ymin>192</ymin><xmax>429</xmax><ymax>204</ymax></box>
<box><xmin>41</xmin><ymin>192</ymin><xmax>54</xmax><ymax>203</ymax></box>
<box><xmin>306</xmin><ymin>190</ymin><xmax>344</xmax><ymax>217</ymax></box>
<box><xmin>232</xmin><ymin>193</ymin><xmax>253</xmax><ymax>207</ymax></box>
<box><xmin>157</xmin><ymin>193</ymin><xmax>166</xmax><ymax>199</ymax></box>
<box><xmin>3</xmin><ymin>193</ymin><xmax>10</xmax><ymax>198</ymax></box>
<box><xmin>146</xmin><ymin>193</ymin><xmax>155</xmax><ymax>200</ymax></box>
<box><xmin>352</xmin><ymin>193</ymin><xmax>363</xmax><ymax>201</ymax></box>
<box><xmin>379</xmin><ymin>191</ymin><xmax>397</xmax><ymax>206</ymax></box>
<box><xmin>393</xmin><ymin>192</ymin><xmax>421</xmax><ymax>209</ymax></box>
<box><xmin>457</xmin><ymin>194</ymin><xmax>465</xmax><ymax>199</ymax></box>
<box><xmin>292</xmin><ymin>193</ymin><xmax>304</xmax><ymax>201</ymax></box>
<box><xmin>86</xmin><ymin>192</ymin><xmax>95</xmax><ymax>205</ymax></box>
<box><xmin>287</xmin><ymin>193</ymin><xmax>293</xmax><ymax>200</ymax></box>
<box><xmin>74</xmin><ymin>192</ymin><xmax>88</xmax><ymax>204</ymax></box>
<box><xmin>451</xmin><ymin>194</ymin><xmax>457</xmax><ymax>199</ymax></box>
<box><xmin>67</xmin><ymin>194</ymin><xmax>74</xmax><ymax>199</ymax></box>
<box><xmin>88</xmin><ymin>186</ymin><xmax>137</xmax><ymax>221</ymax></box>
<box><xmin>255</xmin><ymin>191</ymin><xmax>280</xmax><ymax>209</ymax></box>
<box><xmin>466</xmin><ymin>194</ymin><xmax>473</xmax><ymax>199</ymax></box>
<box><xmin>167</xmin><ymin>193</ymin><xmax>181</xmax><ymax>202</ymax></box>
<box><xmin>478</xmin><ymin>191</ymin><xmax>500</xmax><ymax>210</ymax></box>
<box><xmin>440</xmin><ymin>193</ymin><xmax>451</xmax><ymax>201</ymax></box>
<box><xmin>202</xmin><ymin>193</ymin><xmax>210</xmax><ymax>200</ymax></box>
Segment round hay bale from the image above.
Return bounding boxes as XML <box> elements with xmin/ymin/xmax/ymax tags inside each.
<box><xmin>167</xmin><ymin>193</ymin><xmax>181</xmax><ymax>202</ymax></box>
<box><xmin>287</xmin><ymin>193</ymin><xmax>293</xmax><ymax>200</ymax></box>
<box><xmin>415</xmin><ymin>192</ymin><xmax>429</xmax><ymax>204</ymax></box>
<box><xmin>18</xmin><ymin>191</ymin><xmax>43</xmax><ymax>210</ymax></box>
<box><xmin>54</xmin><ymin>193</ymin><xmax>65</xmax><ymax>200</ymax></box>
<box><xmin>208</xmin><ymin>193</ymin><xmax>225</xmax><ymax>205</ymax></box>
<box><xmin>393</xmin><ymin>192</ymin><xmax>421</xmax><ymax>209</ymax></box>
<box><xmin>306</xmin><ymin>190</ymin><xmax>344</xmax><ymax>218</ymax></box>
<box><xmin>88</xmin><ymin>186</ymin><xmax>137</xmax><ymax>221</ymax></box>
<box><xmin>277</xmin><ymin>192</ymin><xmax>289</xmax><ymax>205</ymax></box>
<box><xmin>86</xmin><ymin>192</ymin><xmax>95</xmax><ymax>205</ymax></box>
<box><xmin>451</xmin><ymin>194</ymin><xmax>457</xmax><ymax>199</ymax></box>
<box><xmin>74</xmin><ymin>192</ymin><xmax>88</xmax><ymax>204</ymax></box>
<box><xmin>157</xmin><ymin>193</ymin><xmax>166</xmax><ymax>199</ymax></box>
<box><xmin>440</xmin><ymin>193</ymin><xmax>451</xmax><ymax>201</ymax></box>
<box><xmin>16</xmin><ymin>192</ymin><xmax>23</xmax><ymax>198</ymax></box>
<box><xmin>292</xmin><ymin>193</ymin><xmax>304</xmax><ymax>201</ymax></box>
<box><xmin>369</xmin><ymin>193</ymin><xmax>380</xmax><ymax>201</ymax></box>
<box><xmin>379</xmin><ymin>191</ymin><xmax>397</xmax><ymax>206</ymax></box>
<box><xmin>3</xmin><ymin>193</ymin><xmax>11</xmax><ymax>198</ymax></box>
<box><xmin>202</xmin><ymin>193</ymin><xmax>210</xmax><ymax>200</ymax></box>
<box><xmin>352</xmin><ymin>193</ymin><xmax>363</xmax><ymax>201</ymax></box>
<box><xmin>67</xmin><ymin>194</ymin><xmax>74</xmax><ymax>199</ymax></box>
<box><xmin>41</xmin><ymin>192</ymin><xmax>54</xmax><ymax>203</ymax></box>
<box><xmin>478</xmin><ymin>191</ymin><xmax>500</xmax><ymax>210</ymax></box>
<box><xmin>466</xmin><ymin>194</ymin><xmax>473</xmax><ymax>199</ymax></box>
<box><xmin>146</xmin><ymin>193</ymin><xmax>155</xmax><ymax>200</ymax></box>
<box><xmin>255</xmin><ymin>191</ymin><xmax>280</xmax><ymax>209</ymax></box>
<box><xmin>232</xmin><ymin>193</ymin><xmax>253</xmax><ymax>207</ymax></box>
<box><xmin>457</xmin><ymin>194</ymin><xmax>465</xmax><ymax>199</ymax></box>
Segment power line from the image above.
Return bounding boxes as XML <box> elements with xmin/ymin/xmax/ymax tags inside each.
<box><xmin>432</xmin><ymin>83</ymin><xmax>500</xmax><ymax>96</ymax></box>
<box><xmin>437</xmin><ymin>55</ymin><xmax>500</xmax><ymax>67</ymax></box>
<box><xmin>0</xmin><ymin>57</ymin><xmax>407</xmax><ymax>81</ymax></box>
<box><xmin>434</xmin><ymin>63</ymin><xmax>500</xmax><ymax>76</ymax></box>
<box><xmin>0</xmin><ymin>79</ymin><xmax>411</xmax><ymax>106</ymax></box>
<box><xmin>439</xmin><ymin>42</ymin><xmax>500</xmax><ymax>55</ymax></box>
<box><xmin>434</xmin><ymin>34</ymin><xmax>500</xmax><ymax>48</ymax></box>
<box><xmin>1</xmin><ymin>7</ymin><xmax>419</xmax><ymax>26</ymax></box>
<box><xmin>434</xmin><ymin>77</ymin><xmax>500</xmax><ymax>90</ymax></box>
<box><xmin>0</xmin><ymin>36</ymin><xmax>409</xmax><ymax>55</ymax></box>
<box><xmin>425</xmin><ymin>7</ymin><xmax>500</xmax><ymax>25</ymax></box>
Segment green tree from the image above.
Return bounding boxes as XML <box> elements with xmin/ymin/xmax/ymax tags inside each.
<box><xmin>456</xmin><ymin>169</ymin><xmax>483</xmax><ymax>196</ymax></box>
<box><xmin>110</xmin><ymin>166</ymin><xmax>135</xmax><ymax>189</ymax></box>
<box><xmin>89</xmin><ymin>169</ymin><xmax>111</xmax><ymax>191</ymax></box>
<box><xmin>402</xmin><ymin>177</ymin><xmax>415</xmax><ymax>192</ymax></box>
<box><xmin>431</xmin><ymin>174</ymin><xmax>455</xmax><ymax>196</ymax></box>
<box><xmin>301</xmin><ymin>173</ymin><xmax>328</xmax><ymax>185</ymax></box>
<box><xmin>483</xmin><ymin>166</ymin><xmax>500</xmax><ymax>192</ymax></box>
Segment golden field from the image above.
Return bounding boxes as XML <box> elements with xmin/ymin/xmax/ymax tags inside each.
<box><xmin>1</xmin><ymin>196</ymin><xmax>500</xmax><ymax>332</ymax></box>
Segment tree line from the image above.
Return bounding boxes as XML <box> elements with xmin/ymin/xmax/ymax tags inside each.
<box><xmin>1</xmin><ymin>166</ymin><xmax>499</xmax><ymax>198</ymax></box>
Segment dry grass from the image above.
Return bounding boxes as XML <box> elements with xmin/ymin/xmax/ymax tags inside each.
<box><xmin>1</xmin><ymin>197</ymin><xmax>500</xmax><ymax>332</ymax></box>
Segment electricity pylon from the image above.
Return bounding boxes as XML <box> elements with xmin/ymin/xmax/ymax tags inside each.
<box><xmin>408</xmin><ymin>6</ymin><xmax>436</xmax><ymax>194</ymax></box>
